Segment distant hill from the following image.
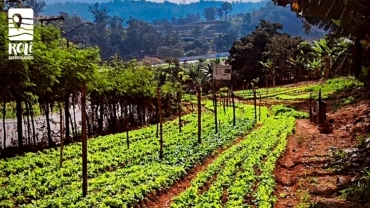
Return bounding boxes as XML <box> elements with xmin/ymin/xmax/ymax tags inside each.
<box><xmin>41</xmin><ymin>0</ymin><xmax>268</xmax><ymax>22</ymax></box>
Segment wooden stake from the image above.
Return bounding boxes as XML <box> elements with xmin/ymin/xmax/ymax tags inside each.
<box><xmin>81</xmin><ymin>81</ymin><xmax>87</xmax><ymax>197</ymax></box>
<box><xmin>259</xmin><ymin>94</ymin><xmax>261</xmax><ymax>122</ymax></box>
<box><xmin>253</xmin><ymin>90</ymin><xmax>257</xmax><ymax>121</ymax></box>
<box><xmin>178</xmin><ymin>92</ymin><xmax>182</xmax><ymax>133</ymax></box>
<box><xmin>231</xmin><ymin>85</ymin><xmax>236</xmax><ymax>126</ymax></box>
<box><xmin>213</xmin><ymin>80</ymin><xmax>218</xmax><ymax>133</ymax></box>
<box><xmin>59</xmin><ymin>103</ymin><xmax>64</xmax><ymax>168</ymax></box>
<box><xmin>197</xmin><ymin>86</ymin><xmax>202</xmax><ymax>144</ymax></box>
<box><xmin>157</xmin><ymin>87</ymin><xmax>163</xmax><ymax>159</ymax></box>
<box><xmin>126</xmin><ymin>130</ymin><xmax>129</xmax><ymax>149</ymax></box>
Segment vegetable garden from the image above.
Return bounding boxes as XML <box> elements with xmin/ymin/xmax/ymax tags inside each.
<box><xmin>0</xmin><ymin>103</ymin><xmax>265</xmax><ymax>207</ymax></box>
<box><xmin>235</xmin><ymin>77</ymin><xmax>362</xmax><ymax>100</ymax></box>
<box><xmin>0</xmin><ymin>99</ymin><xmax>304</xmax><ymax>207</ymax></box>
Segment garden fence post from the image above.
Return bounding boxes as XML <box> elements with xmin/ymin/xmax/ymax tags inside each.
<box><xmin>198</xmin><ymin>86</ymin><xmax>202</xmax><ymax>144</ymax></box>
<box><xmin>59</xmin><ymin>103</ymin><xmax>64</xmax><ymax>168</ymax></box>
<box><xmin>81</xmin><ymin>81</ymin><xmax>88</xmax><ymax>197</ymax></box>
<box><xmin>157</xmin><ymin>87</ymin><xmax>163</xmax><ymax>159</ymax></box>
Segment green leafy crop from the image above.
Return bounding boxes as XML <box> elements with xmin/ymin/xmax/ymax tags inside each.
<box><xmin>0</xmin><ymin>104</ymin><xmax>258</xmax><ymax>207</ymax></box>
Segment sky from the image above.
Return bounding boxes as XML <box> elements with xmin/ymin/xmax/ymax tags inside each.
<box><xmin>46</xmin><ymin>0</ymin><xmax>263</xmax><ymax>4</ymax></box>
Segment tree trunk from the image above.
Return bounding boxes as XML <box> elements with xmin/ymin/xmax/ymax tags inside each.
<box><xmin>354</xmin><ymin>38</ymin><xmax>362</xmax><ymax>78</ymax></box>
<box><xmin>72</xmin><ymin>94</ymin><xmax>77</xmax><ymax>138</ymax></box>
<box><xmin>2</xmin><ymin>96</ymin><xmax>6</xmax><ymax>150</ymax></box>
<box><xmin>29</xmin><ymin>101</ymin><xmax>36</xmax><ymax>147</ymax></box>
<box><xmin>143</xmin><ymin>102</ymin><xmax>146</xmax><ymax>125</ymax></box>
<box><xmin>45</xmin><ymin>98</ymin><xmax>52</xmax><ymax>147</ymax></box>
<box><xmin>119</xmin><ymin>101</ymin><xmax>123</xmax><ymax>131</ymax></box>
<box><xmin>129</xmin><ymin>102</ymin><xmax>134</xmax><ymax>126</ymax></box>
<box><xmin>91</xmin><ymin>95</ymin><xmax>95</xmax><ymax>135</ymax></box>
<box><xmin>25</xmin><ymin>101</ymin><xmax>31</xmax><ymax>146</ymax></box>
<box><xmin>99</xmin><ymin>95</ymin><xmax>104</xmax><ymax>134</ymax></box>
<box><xmin>16</xmin><ymin>96</ymin><xmax>23</xmax><ymax>151</ymax></box>
<box><xmin>64</xmin><ymin>93</ymin><xmax>70</xmax><ymax>143</ymax></box>
<box><xmin>69</xmin><ymin>112</ymin><xmax>75</xmax><ymax>140</ymax></box>
<box><xmin>295</xmin><ymin>66</ymin><xmax>298</xmax><ymax>84</ymax></box>
<box><xmin>112</xmin><ymin>100</ymin><xmax>117</xmax><ymax>134</ymax></box>
<box><xmin>324</xmin><ymin>56</ymin><xmax>330</xmax><ymax>79</ymax></box>
<box><xmin>137</xmin><ymin>103</ymin><xmax>142</xmax><ymax>125</ymax></box>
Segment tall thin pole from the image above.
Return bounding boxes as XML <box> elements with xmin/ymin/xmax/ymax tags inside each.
<box><xmin>59</xmin><ymin>103</ymin><xmax>64</xmax><ymax>168</ymax></box>
<box><xmin>259</xmin><ymin>94</ymin><xmax>261</xmax><ymax>122</ymax></box>
<box><xmin>157</xmin><ymin>87</ymin><xmax>163</xmax><ymax>159</ymax></box>
<box><xmin>178</xmin><ymin>92</ymin><xmax>182</xmax><ymax>133</ymax></box>
<box><xmin>81</xmin><ymin>81</ymin><xmax>88</xmax><ymax>197</ymax></box>
<box><xmin>253</xmin><ymin>90</ymin><xmax>257</xmax><ymax>121</ymax></box>
<box><xmin>213</xmin><ymin>79</ymin><xmax>218</xmax><ymax>133</ymax></box>
<box><xmin>197</xmin><ymin>86</ymin><xmax>202</xmax><ymax>144</ymax></box>
<box><xmin>231</xmin><ymin>84</ymin><xmax>236</xmax><ymax>126</ymax></box>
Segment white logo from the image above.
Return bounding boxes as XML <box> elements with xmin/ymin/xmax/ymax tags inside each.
<box><xmin>8</xmin><ymin>8</ymin><xmax>34</xmax><ymax>60</ymax></box>
<box><xmin>8</xmin><ymin>8</ymin><xmax>33</xmax><ymax>41</ymax></box>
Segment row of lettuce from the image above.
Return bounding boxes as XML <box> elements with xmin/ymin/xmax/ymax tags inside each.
<box><xmin>0</xmin><ymin>101</ymin><xmax>305</xmax><ymax>207</ymax></box>
<box><xmin>171</xmin><ymin>116</ymin><xmax>296</xmax><ymax>208</ymax></box>
<box><xmin>235</xmin><ymin>77</ymin><xmax>362</xmax><ymax>100</ymax></box>
<box><xmin>0</xmin><ymin>103</ymin><xmax>263</xmax><ymax>207</ymax></box>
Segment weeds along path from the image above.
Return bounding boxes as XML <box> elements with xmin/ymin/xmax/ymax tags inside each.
<box><xmin>137</xmin><ymin>124</ymin><xmax>263</xmax><ymax>208</ymax></box>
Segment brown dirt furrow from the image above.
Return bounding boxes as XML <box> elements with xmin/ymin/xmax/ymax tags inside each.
<box><xmin>137</xmin><ymin>124</ymin><xmax>262</xmax><ymax>208</ymax></box>
<box><xmin>273</xmin><ymin>112</ymin><xmax>368</xmax><ymax>208</ymax></box>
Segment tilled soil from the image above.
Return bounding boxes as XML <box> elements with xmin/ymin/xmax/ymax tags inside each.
<box><xmin>273</xmin><ymin>100</ymin><xmax>370</xmax><ymax>208</ymax></box>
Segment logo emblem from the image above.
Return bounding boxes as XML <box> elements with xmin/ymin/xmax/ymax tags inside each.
<box><xmin>8</xmin><ymin>8</ymin><xmax>33</xmax><ymax>41</ymax></box>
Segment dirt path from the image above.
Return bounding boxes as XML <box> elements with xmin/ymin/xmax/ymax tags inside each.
<box><xmin>137</xmin><ymin>125</ymin><xmax>261</xmax><ymax>208</ymax></box>
<box><xmin>273</xmin><ymin>118</ymin><xmax>369</xmax><ymax>207</ymax></box>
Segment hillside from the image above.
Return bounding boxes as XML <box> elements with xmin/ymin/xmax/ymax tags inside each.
<box><xmin>42</xmin><ymin>0</ymin><xmax>268</xmax><ymax>22</ymax></box>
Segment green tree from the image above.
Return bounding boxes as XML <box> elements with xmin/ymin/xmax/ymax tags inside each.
<box><xmin>24</xmin><ymin>0</ymin><xmax>45</xmax><ymax>17</ymax></box>
<box><xmin>204</xmin><ymin>7</ymin><xmax>216</xmax><ymax>21</ymax></box>
<box><xmin>221</xmin><ymin>2</ymin><xmax>233</xmax><ymax>21</ymax></box>
<box><xmin>228</xmin><ymin>20</ymin><xmax>283</xmax><ymax>84</ymax></box>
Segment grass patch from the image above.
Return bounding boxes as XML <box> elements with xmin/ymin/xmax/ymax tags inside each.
<box><xmin>271</xmin><ymin>105</ymin><xmax>309</xmax><ymax>118</ymax></box>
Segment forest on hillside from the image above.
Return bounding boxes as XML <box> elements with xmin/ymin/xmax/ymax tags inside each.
<box><xmin>42</xmin><ymin>0</ymin><xmax>268</xmax><ymax>22</ymax></box>
<box><xmin>38</xmin><ymin>0</ymin><xmax>325</xmax><ymax>60</ymax></box>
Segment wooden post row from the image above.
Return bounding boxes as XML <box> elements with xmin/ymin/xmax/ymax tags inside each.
<box><xmin>59</xmin><ymin>103</ymin><xmax>64</xmax><ymax>168</ymax></box>
<box><xmin>81</xmin><ymin>81</ymin><xmax>88</xmax><ymax>197</ymax></box>
<box><xmin>197</xmin><ymin>86</ymin><xmax>202</xmax><ymax>144</ymax></box>
<box><xmin>157</xmin><ymin>87</ymin><xmax>163</xmax><ymax>159</ymax></box>
<box><xmin>213</xmin><ymin>80</ymin><xmax>218</xmax><ymax>133</ymax></box>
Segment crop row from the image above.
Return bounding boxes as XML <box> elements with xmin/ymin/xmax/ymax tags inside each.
<box><xmin>0</xmin><ymin>104</ymin><xmax>263</xmax><ymax>207</ymax></box>
<box><xmin>171</xmin><ymin>116</ymin><xmax>295</xmax><ymax>208</ymax></box>
<box><xmin>235</xmin><ymin>77</ymin><xmax>361</xmax><ymax>100</ymax></box>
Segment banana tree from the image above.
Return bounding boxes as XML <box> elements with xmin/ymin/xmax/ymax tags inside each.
<box><xmin>311</xmin><ymin>38</ymin><xmax>333</xmax><ymax>80</ymax></box>
<box><xmin>287</xmin><ymin>56</ymin><xmax>305</xmax><ymax>84</ymax></box>
<box><xmin>304</xmin><ymin>58</ymin><xmax>323</xmax><ymax>80</ymax></box>
<box><xmin>259</xmin><ymin>59</ymin><xmax>273</xmax><ymax>91</ymax></box>
<box><xmin>331</xmin><ymin>38</ymin><xmax>353</xmax><ymax>76</ymax></box>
